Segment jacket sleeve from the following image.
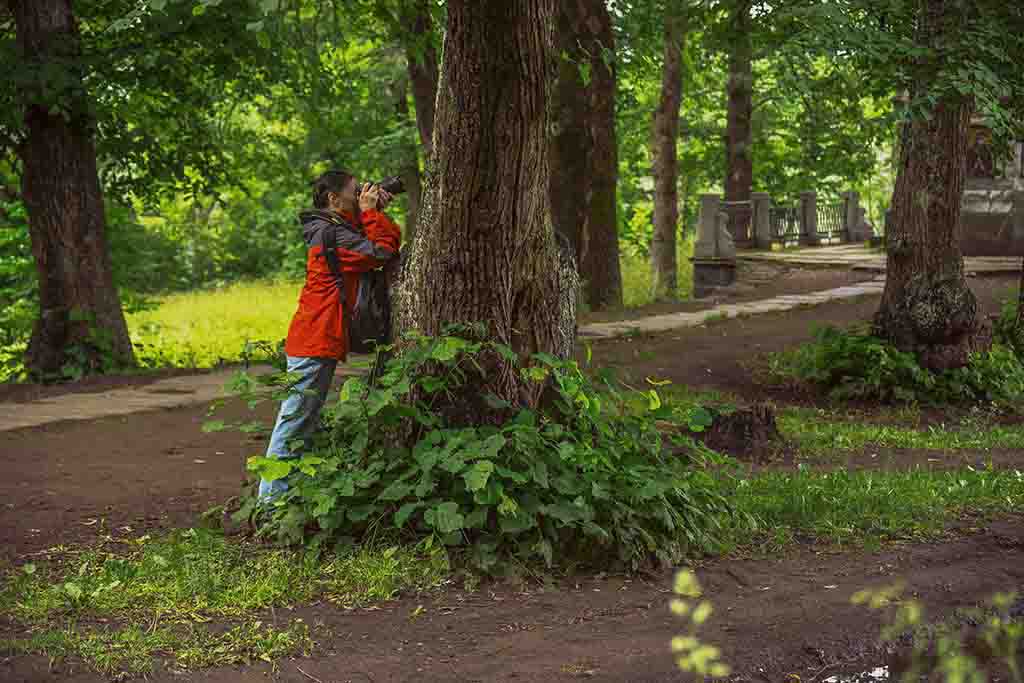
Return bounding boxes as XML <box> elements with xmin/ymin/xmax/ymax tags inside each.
<box><xmin>336</xmin><ymin>209</ymin><xmax>401</xmax><ymax>273</ymax></box>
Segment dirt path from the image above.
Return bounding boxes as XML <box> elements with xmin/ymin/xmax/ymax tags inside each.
<box><xmin>4</xmin><ymin>516</ymin><xmax>1023</xmax><ymax>682</ymax></box>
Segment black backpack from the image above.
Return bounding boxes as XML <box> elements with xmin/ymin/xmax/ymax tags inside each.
<box><xmin>321</xmin><ymin>219</ymin><xmax>394</xmax><ymax>356</ymax></box>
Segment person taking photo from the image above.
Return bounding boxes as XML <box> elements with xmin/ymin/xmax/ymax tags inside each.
<box><xmin>259</xmin><ymin>169</ymin><xmax>400</xmax><ymax>501</ymax></box>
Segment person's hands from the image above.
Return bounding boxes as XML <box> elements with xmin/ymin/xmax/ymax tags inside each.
<box><xmin>377</xmin><ymin>189</ymin><xmax>394</xmax><ymax>210</ymax></box>
<box><xmin>359</xmin><ymin>184</ymin><xmax>381</xmax><ymax>212</ymax></box>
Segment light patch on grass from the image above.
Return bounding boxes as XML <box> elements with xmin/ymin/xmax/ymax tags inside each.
<box><xmin>126</xmin><ymin>240</ymin><xmax>695</xmax><ymax>369</ymax></box>
<box><xmin>128</xmin><ymin>278</ymin><xmax>301</xmax><ymax>367</ymax></box>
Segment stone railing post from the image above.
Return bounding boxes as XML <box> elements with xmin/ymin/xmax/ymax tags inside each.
<box><xmin>691</xmin><ymin>195</ymin><xmax>737</xmax><ymax>298</ymax></box>
<box><xmin>695</xmin><ymin>194</ymin><xmax>722</xmax><ymax>259</ymax></box>
<box><xmin>842</xmin><ymin>190</ymin><xmax>862</xmax><ymax>242</ymax></box>
<box><xmin>752</xmin><ymin>192</ymin><xmax>772</xmax><ymax>249</ymax></box>
<box><xmin>800</xmin><ymin>191</ymin><xmax>819</xmax><ymax>246</ymax></box>
<box><xmin>1013</xmin><ymin>190</ymin><xmax>1024</xmax><ymax>256</ymax></box>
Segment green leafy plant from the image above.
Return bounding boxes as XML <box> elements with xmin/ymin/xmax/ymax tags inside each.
<box><xmin>238</xmin><ymin>330</ymin><xmax>745</xmax><ymax>573</ymax></box>
<box><xmin>768</xmin><ymin>325</ymin><xmax>1024</xmax><ymax>406</ymax></box>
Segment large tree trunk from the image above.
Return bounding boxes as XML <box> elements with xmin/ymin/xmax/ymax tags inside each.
<box><xmin>400</xmin><ymin>0</ymin><xmax>439</xmax><ymax>158</ymax></box>
<box><xmin>724</xmin><ymin>0</ymin><xmax>753</xmax><ymax>246</ymax></box>
<box><xmin>650</xmin><ymin>12</ymin><xmax>686</xmax><ymax>301</ymax></box>
<box><xmin>398</xmin><ymin>0</ymin><xmax>578</xmax><ymax>409</ymax></box>
<box><xmin>550</xmin><ymin>0</ymin><xmax>623</xmax><ymax>311</ymax></box>
<box><xmin>11</xmin><ymin>0</ymin><xmax>134</xmax><ymax>379</ymax></box>
<box><xmin>873</xmin><ymin>0</ymin><xmax>986</xmax><ymax>372</ymax></box>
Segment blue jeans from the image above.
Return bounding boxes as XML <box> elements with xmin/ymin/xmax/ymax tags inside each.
<box><xmin>259</xmin><ymin>355</ymin><xmax>338</xmax><ymax>501</ymax></box>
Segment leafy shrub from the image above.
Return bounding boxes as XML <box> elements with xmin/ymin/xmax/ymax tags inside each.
<box><xmin>992</xmin><ymin>293</ymin><xmax>1024</xmax><ymax>359</ymax></box>
<box><xmin>239</xmin><ymin>330</ymin><xmax>742</xmax><ymax>573</ymax></box>
<box><xmin>767</xmin><ymin>325</ymin><xmax>1024</xmax><ymax>405</ymax></box>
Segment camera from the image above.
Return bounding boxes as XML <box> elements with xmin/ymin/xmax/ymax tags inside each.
<box><xmin>355</xmin><ymin>175</ymin><xmax>406</xmax><ymax>204</ymax></box>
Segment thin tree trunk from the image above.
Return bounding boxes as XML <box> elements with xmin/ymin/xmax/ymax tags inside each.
<box><xmin>724</xmin><ymin>0</ymin><xmax>753</xmax><ymax>246</ymax></box>
<box><xmin>11</xmin><ymin>0</ymin><xmax>134</xmax><ymax>379</ymax></box>
<box><xmin>550</xmin><ymin>4</ymin><xmax>590</xmax><ymax>263</ymax></box>
<box><xmin>873</xmin><ymin>0</ymin><xmax>985</xmax><ymax>371</ymax></box>
<box><xmin>650</xmin><ymin>12</ymin><xmax>685</xmax><ymax>301</ymax></box>
<box><xmin>401</xmin><ymin>0</ymin><xmax>439</xmax><ymax>158</ymax></box>
<box><xmin>390</xmin><ymin>76</ymin><xmax>422</xmax><ymax>242</ymax></box>
<box><xmin>549</xmin><ymin>0</ymin><xmax>622</xmax><ymax>310</ymax></box>
<box><xmin>581</xmin><ymin>0</ymin><xmax>623</xmax><ymax>310</ymax></box>
<box><xmin>398</xmin><ymin>0</ymin><xmax>577</xmax><ymax>411</ymax></box>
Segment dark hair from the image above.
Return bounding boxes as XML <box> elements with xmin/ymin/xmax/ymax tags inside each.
<box><xmin>312</xmin><ymin>169</ymin><xmax>354</xmax><ymax>209</ymax></box>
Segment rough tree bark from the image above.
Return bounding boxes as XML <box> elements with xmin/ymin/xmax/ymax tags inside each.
<box><xmin>400</xmin><ymin>0</ymin><xmax>439</xmax><ymax>158</ymax></box>
<box><xmin>650</xmin><ymin>11</ymin><xmax>686</xmax><ymax>301</ymax></box>
<box><xmin>724</xmin><ymin>0</ymin><xmax>753</xmax><ymax>245</ymax></box>
<box><xmin>10</xmin><ymin>0</ymin><xmax>134</xmax><ymax>378</ymax></box>
<box><xmin>550</xmin><ymin>0</ymin><xmax>623</xmax><ymax>311</ymax></box>
<box><xmin>873</xmin><ymin>0</ymin><xmax>989</xmax><ymax>372</ymax></box>
<box><xmin>397</xmin><ymin>0</ymin><xmax>578</xmax><ymax>410</ymax></box>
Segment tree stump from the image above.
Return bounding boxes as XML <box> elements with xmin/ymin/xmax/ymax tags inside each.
<box><xmin>698</xmin><ymin>403</ymin><xmax>782</xmax><ymax>460</ymax></box>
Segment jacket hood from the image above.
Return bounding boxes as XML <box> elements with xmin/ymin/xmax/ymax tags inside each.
<box><xmin>298</xmin><ymin>209</ymin><xmax>357</xmax><ymax>244</ymax></box>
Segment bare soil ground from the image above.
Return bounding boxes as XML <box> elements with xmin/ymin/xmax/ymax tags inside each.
<box><xmin>1</xmin><ymin>273</ymin><xmax>1021</xmax><ymax>682</ymax></box>
<box><xmin>4</xmin><ymin>517</ymin><xmax>1023</xmax><ymax>682</ymax></box>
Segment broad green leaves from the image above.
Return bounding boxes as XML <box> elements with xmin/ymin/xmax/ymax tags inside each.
<box><xmin>234</xmin><ymin>330</ymin><xmax>741</xmax><ymax>573</ymax></box>
<box><xmin>424</xmin><ymin>502</ymin><xmax>464</xmax><ymax>534</ymax></box>
<box><xmin>462</xmin><ymin>460</ymin><xmax>495</xmax><ymax>492</ymax></box>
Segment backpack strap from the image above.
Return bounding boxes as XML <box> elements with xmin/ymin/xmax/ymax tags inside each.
<box><xmin>320</xmin><ymin>218</ymin><xmax>348</xmax><ymax>308</ymax></box>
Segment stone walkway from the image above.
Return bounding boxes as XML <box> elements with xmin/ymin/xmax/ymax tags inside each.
<box><xmin>0</xmin><ymin>366</ymin><xmax>366</xmax><ymax>433</ymax></box>
<box><xmin>578</xmin><ymin>275</ymin><xmax>885</xmax><ymax>339</ymax></box>
<box><xmin>0</xmin><ymin>276</ymin><xmax>891</xmax><ymax>432</ymax></box>
<box><xmin>739</xmin><ymin>244</ymin><xmax>1023</xmax><ymax>274</ymax></box>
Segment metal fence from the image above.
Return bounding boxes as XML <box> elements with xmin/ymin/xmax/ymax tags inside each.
<box><xmin>769</xmin><ymin>206</ymin><xmax>801</xmax><ymax>246</ymax></box>
<box><xmin>817</xmin><ymin>201</ymin><xmax>846</xmax><ymax>243</ymax></box>
<box><xmin>723</xmin><ymin>200</ymin><xmax>753</xmax><ymax>246</ymax></box>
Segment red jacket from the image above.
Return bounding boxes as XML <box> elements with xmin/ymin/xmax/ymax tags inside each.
<box><xmin>284</xmin><ymin>208</ymin><xmax>401</xmax><ymax>360</ymax></box>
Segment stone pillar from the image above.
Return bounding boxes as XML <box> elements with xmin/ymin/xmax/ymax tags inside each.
<box><xmin>842</xmin><ymin>190</ymin><xmax>861</xmax><ymax>242</ymax></box>
<box><xmin>800</xmin><ymin>191</ymin><xmax>819</xmax><ymax>246</ymax></box>
<box><xmin>857</xmin><ymin>207</ymin><xmax>870</xmax><ymax>237</ymax></box>
<box><xmin>752</xmin><ymin>192</ymin><xmax>772</xmax><ymax>249</ymax></box>
<box><xmin>691</xmin><ymin>195</ymin><xmax>736</xmax><ymax>298</ymax></box>
<box><xmin>1013</xmin><ymin>191</ymin><xmax>1024</xmax><ymax>253</ymax></box>
<box><xmin>695</xmin><ymin>194</ymin><xmax>722</xmax><ymax>259</ymax></box>
<box><xmin>1011</xmin><ymin>142</ymin><xmax>1023</xmax><ymax>187</ymax></box>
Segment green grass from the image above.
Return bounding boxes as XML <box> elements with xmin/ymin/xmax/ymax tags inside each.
<box><xmin>0</xmin><ymin>527</ymin><xmax>446</xmax><ymax>675</ymax></box>
<box><xmin>729</xmin><ymin>465</ymin><xmax>1024</xmax><ymax>547</ymax></box>
<box><xmin>619</xmin><ymin>236</ymin><xmax>695</xmax><ymax>308</ymax></box>
<box><xmin>3</xmin><ymin>620</ymin><xmax>314</xmax><ymax>676</ymax></box>
<box><xmin>127</xmin><ymin>278</ymin><xmax>302</xmax><ymax>368</ymax></box>
<box><xmin>778</xmin><ymin>407</ymin><xmax>1024</xmax><ymax>455</ymax></box>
